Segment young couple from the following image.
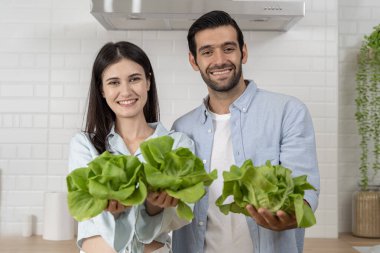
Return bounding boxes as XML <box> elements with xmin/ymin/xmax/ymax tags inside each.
<box><xmin>68</xmin><ymin>10</ymin><xmax>320</xmax><ymax>253</ymax></box>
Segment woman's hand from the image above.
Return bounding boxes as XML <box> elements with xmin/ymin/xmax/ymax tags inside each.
<box><xmin>145</xmin><ymin>192</ymin><xmax>179</xmax><ymax>216</ymax></box>
<box><xmin>105</xmin><ymin>200</ymin><xmax>130</xmax><ymax>219</ymax></box>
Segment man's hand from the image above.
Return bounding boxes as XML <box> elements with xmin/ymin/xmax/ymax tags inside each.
<box><xmin>145</xmin><ymin>192</ymin><xmax>179</xmax><ymax>216</ymax></box>
<box><xmin>246</xmin><ymin>205</ymin><xmax>297</xmax><ymax>231</ymax></box>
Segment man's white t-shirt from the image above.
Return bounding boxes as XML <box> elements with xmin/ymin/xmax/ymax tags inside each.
<box><xmin>204</xmin><ymin>112</ymin><xmax>254</xmax><ymax>253</ymax></box>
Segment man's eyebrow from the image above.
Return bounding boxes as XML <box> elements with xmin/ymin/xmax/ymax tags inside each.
<box><xmin>223</xmin><ymin>41</ymin><xmax>238</xmax><ymax>47</ymax></box>
<box><xmin>198</xmin><ymin>44</ymin><xmax>212</xmax><ymax>53</ymax></box>
<box><xmin>198</xmin><ymin>41</ymin><xmax>238</xmax><ymax>53</ymax></box>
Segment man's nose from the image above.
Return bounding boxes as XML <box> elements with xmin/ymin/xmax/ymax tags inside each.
<box><xmin>213</xmin><ymin>49</ymin><xmax>227</xmax><ymax>65</ymax></box>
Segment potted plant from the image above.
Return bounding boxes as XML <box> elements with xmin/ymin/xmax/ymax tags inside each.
<box><xmin>353</xmin><ymin>24</ymin><xmax>380</xmax><ymax>238</ymax></box>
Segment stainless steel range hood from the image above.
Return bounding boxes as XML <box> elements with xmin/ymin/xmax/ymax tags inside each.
<box><xmin>90</xmin><ymin>0</ymin><xmax>305</xmax><ymax>31</ymax></box>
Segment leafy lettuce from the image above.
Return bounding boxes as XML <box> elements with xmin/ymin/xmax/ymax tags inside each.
<box><xmin>140</xmin><ymin>135</ymin><xmax>217</xmax><ymax>221</ymax></box>
<box><xmin>66</xmin><ymin>151</ymin><xmax>147</xmax><ymax>221</ymax></box>
<box><xmin>215</xmin><ymin>160</ymin><xmax>317</xmax><ymax>228</ymax></box>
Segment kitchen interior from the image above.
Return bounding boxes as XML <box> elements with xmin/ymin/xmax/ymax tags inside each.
<box><xmin>1</xmin><ymin>0</ymin><xmax>380</xmax><ymax>252</ymax></box>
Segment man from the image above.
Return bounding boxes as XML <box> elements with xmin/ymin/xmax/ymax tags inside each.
<box><xmin>171</xmin><ymin>10</ymin><xmax>320</xmax><ymax>253</ymax></box>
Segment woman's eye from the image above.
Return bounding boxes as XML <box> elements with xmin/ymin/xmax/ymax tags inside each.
<box><xmin>108</xmin><ymin>81</ymin><xmax>119</xmax><ymax>86</ymax></box>
<box><xmin>129</xmin><ymin>77</ymin><xmax>141</xmax><ymax>83</ymax></box>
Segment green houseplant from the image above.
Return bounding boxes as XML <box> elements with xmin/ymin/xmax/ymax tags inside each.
<box><xmin>353</xmin><ymin>24</ymin><xmax>380</xmax><ymax>238</ymax></box>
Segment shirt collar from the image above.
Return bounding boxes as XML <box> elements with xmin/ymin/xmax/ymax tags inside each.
<box><xmin>107</xmin><ymin>121</ymin><xmax>172</xmax><ymax>151</ymax></box>
<box><xmin>200</xmin><ymin>79</ymin><xmax>257</xmax><ymax>124</ymax></box>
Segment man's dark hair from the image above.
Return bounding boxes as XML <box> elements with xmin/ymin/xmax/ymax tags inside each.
<box><xmin>187</xmin><ymin>10</ymin><xmax>244</xmax><ymax>58</ymax></box>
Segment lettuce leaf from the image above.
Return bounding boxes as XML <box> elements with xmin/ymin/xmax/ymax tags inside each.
<box><xmin>141</xmin><ymin>136</ymin><xmax>217</xmax><ymax>221</ymax></box>
<box><xmin>66</xmin><ymin>151</ymin><xmax>146</xmax><ymax>221</ymax></box>
<box><xmin>215</xmin><ymin>160</ymin><xmax>317</xmax><ymax>228</ymax></box>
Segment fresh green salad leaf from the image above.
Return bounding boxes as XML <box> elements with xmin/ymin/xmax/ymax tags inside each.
<box><xmin>141</xmin><ymin>136</ymin><xmax>217</xmax><ymax>221</ymax></box>
<box><xmin>215</xmin><ymin>160</ymin><xmax>317</xmax><ymax>228</ymax></box>
<box><xmin>66</xmin><ymin>151</ymin><xmax>146</xmax><ymax>221</ymax></box>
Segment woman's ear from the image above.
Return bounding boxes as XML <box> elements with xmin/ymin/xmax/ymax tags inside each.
<box><xmin>147</xmin><ymin>75</ymin><xmax>151</xmax><ymax>91</ymax></box>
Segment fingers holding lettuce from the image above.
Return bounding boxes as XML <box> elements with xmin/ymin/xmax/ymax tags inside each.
<box><xmin>215</xmin><ymin>160</ymin><xmax>317</xmax><ymax>229</ymax></box>
<box><xmin>145</xmin><ymin>192</ymin><xmax>179</xmax><ymax>216</ymax></box>
<box><xmin>245</xmin><ymin>205</ymin><xmax>298</xmax><ymax>231</ymax></box>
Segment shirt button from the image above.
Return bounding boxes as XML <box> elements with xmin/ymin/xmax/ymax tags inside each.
<box><xmin>202</xmin><ymin>160</ymin><xmax>207</xmax><ymax>164</ymax></box>
<box><xmin>207</xmin><ymin>129</ymin><xmax>212</xmax><ymax>133</ymax></box>
<box><xmin>198</xmin><ymin>221</ymin><xmax>204</xmax><ymax>226</ymax></box>
<box><xmin>242</xmin><ymin>107</ymin><xmax>247</xmax><ymax>112</ymax></box>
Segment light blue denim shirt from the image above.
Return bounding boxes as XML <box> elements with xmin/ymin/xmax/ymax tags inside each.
<box><xmin>171</xmin><ymin>80</ymin><xmax>320</xmax><ymax>253</ymax></box>
<box><xmin>68</xmin><ymin>122</ymin><xmax>194</xmax><ymax>253</ymax></box>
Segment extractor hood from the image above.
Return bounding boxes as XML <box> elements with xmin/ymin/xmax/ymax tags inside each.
<box><xmin>90</xmin><ymin>0</ymin><xmax>305</xmax><ymax>31</ymax></box>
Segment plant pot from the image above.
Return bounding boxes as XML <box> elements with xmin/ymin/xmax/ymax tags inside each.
<box><xmin>352</xmin><ymin>190</ymin><xmax>380</xmax><ymax>238</ymax></box>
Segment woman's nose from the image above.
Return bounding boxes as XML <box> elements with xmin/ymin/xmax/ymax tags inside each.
<box><xmin>120</xmin><ymin>82</ymin><xmax>132</xmax><ymax>93</ymax></box>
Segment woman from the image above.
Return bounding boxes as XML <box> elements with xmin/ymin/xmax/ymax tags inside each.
<box><xmin>68</xmin><ymin>41</ymin><xmax>194</xmax><ymax>253</ymax></box>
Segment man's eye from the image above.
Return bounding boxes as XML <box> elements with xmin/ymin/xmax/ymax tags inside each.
<box><xmin>201</xmin><ymin>50</ymin><xmax>212</xmax><ymax>56</ymax></box>
<box><xmin>224</xmin><ymin>47</ymin><xmax>235</xmax><ymax>53</ymax></box>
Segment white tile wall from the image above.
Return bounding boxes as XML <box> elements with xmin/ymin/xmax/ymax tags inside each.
<box><xmin>0</xmin><ymin>0</ymin><xmax>339</xmax><ymax>238</ymax></box>
<box><xmin>338</xmin><ymin>0</ymin><xmax>380</xmax><ymax>233</ymax></box>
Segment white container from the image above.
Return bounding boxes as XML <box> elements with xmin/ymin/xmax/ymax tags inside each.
<box><xmin>22</xmin><ymin>214</ymin><xmax>33</xmax><ymax>237</ymax></box>
<box><xmin>42</xmin><ymin>192</ymin><xmax>75</xmax><ymax>241</ymax></box>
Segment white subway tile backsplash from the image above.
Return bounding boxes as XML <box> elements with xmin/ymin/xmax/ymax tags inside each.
<box><xmin>47</xmin><ymin>144</ymin><xmax>62</xmax><ymax>159</ymax></box>
<box><xmin>15</xmin><ymin>176</ymin><xmax>32</xmax><ymax>190</ymax></box>
<box><xmin>0</xmin><ymin>0</ymin><xmax>341</xmax><ymax>238</ymax></box>
<box><xmin>34</xmin><ymin>85</ymin><xmax>49</xmax><ymax>97</ymax></box>
<box><xmin>33</xmin><ymin>115</ymin><xmax>48</xmax><ymax>128</ymax></box>
<box><xmin>50</xmin><ymin>99</ymin><xmax>79</xmax><ymax>113</ymax></box>
<box><xmin>8</xmin><ymin>160</ymin><xmax>47</xmax><ymax>175</ymax></box>
<box><xmin>0</xmin><ymin>69</ymin><xmax>49</xmax><ymax>82</ymax></box>
<box><xmin>49</xmin><ymin>114</ymin><xmax>63</xmax><ymax>128</ymax></box>
<box><xmin>63</xmin><ymin>115</ymin><xmax>83</xmax><ymax>129</ymax></box>
<box><xmin>48</xmin><ymin>160</ymin><xmax>67</xmax><ymax>176</ymax></box>
<box><xmin>0</xmin><ymin>99</ymin><xmax>49</xmax><ymax>113</ymax></box>
<box><xmin>47</xmin><ymin>176</ymin><xmax>65</xmax><ymax>192</ymax></box>
<box><xmin>17</xmin><ymin>144</ymin><xmax>32</xmax><ymax>159</ymax></box>
<box><xmin>340</xmin><ymin>7</ymin><xmax>372</xmax><ymax>20</ymax></box>
<box><xmin>31</xmin><ymin>144</ymin><xmax>48</xmax><ymax>159</ymax></box>
<box><xmin>51</xmin><ymin>69</ymin><xmax>79</xmax><ymax>82</ymax></box>
<box><xmin>0</xmin><ymin>53</ymin><xmax>19</xmax><ymax>67</ymax></box>
<box><xmin>0</xmin><ymin>85</ymin><xmax>34</xmax><ymax>97</ymax></box>
<box><xmin>0</xmin><ymin>129</ymin><xmax>47</xmax><ymax>144</ymax></box>
<box><xmin>50</xmin><ymin>85</ymin><xmax>63</xmax><ymax>97</ymax></box>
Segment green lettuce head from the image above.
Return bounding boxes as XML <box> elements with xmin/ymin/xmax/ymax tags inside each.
<box><xmin>66</xmin><ymin>151</ymin><xmax>147</xmax><ymax>221</ymax></box>
<box><xmin>215</xmin><ymin>160</ymin><xmax>317</xmax><ymax>228</ymax></box>
<box><xmin>140</xmin><ymin>136</ymin><xmax>217</xmax><ymax>221</ymax></box>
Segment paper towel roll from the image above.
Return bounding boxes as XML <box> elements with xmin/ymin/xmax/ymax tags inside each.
<box><xmin>42</xmin><ymin>192</ymin><xmax>75</xmax><ymax>241</ymax></box>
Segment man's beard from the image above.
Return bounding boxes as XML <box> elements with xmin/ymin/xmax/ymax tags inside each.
<box><xmin>200</xmin><ymin>61</ymin><xmax>242</xmax><ymax>92</ymax></box>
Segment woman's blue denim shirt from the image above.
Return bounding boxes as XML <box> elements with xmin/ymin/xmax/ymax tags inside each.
<box><xmin>68</xmin><ymin>122</ymin><xmax>194</xmax><ymax>253</ymax></box>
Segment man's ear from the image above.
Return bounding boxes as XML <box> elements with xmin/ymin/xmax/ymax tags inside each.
<box><xmin>242</xmin><ymin>43</ymin><xmax>248</xmax><ymax>64</ymax></box>
<box><xmin>189</xmin><ymin>52</ymin><xmax>200</xmax><ymax>71</ymax></box>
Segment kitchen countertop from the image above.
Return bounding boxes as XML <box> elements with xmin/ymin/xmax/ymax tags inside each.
<box><xmin>0</xmin><ymin>233</ymin><xmax>379</xmax><ymax>253</ymax></box>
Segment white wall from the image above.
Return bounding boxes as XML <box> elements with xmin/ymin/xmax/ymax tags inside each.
<box><xmin>338</xmin><ymin>0</ymin><xmax>380</xmax><ymax>232</ymax></box>
<box><xmin>0</xmin><ymin>0</ymin><xmax>339</xmax><ymax>238</ymax></box>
